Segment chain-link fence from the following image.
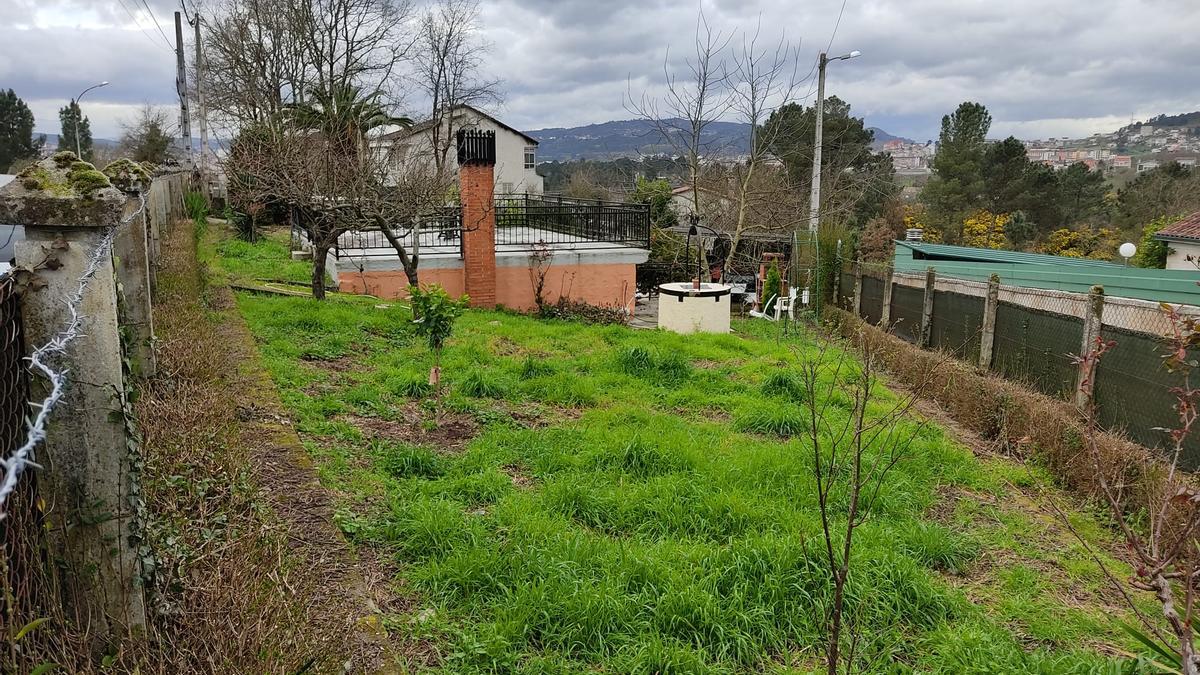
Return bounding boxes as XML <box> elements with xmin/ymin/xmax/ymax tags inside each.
<box><xmin>890</xmin><ymin>283</ymin><xmax>924</xmax><ymax>344</ymax></box>
<box><xmin>0</xmin><ymin>276</ymin><xmax>40</xmax><ymax>640</ymax></box>
<box><xmin>929</xmin><ymin>289</ymin><xmax>984</xmax><ymax>363</ymax></box>
<box><xmin>859</xmin><ymin>275</ymin><xmax>885</xmax><ymax>326</ymax></box>
<box><xmin>991</xmin><ymin>302</ymin><xmax>1083</xmax><ymax>397</ymax></box>
<box><xmin>842</xmin><ymin>264</ymin><xmax>1200</xmax><ymax>467</ymax></box>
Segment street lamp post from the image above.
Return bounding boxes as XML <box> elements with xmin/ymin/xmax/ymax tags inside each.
<box><xmin>807</xmin><ymin>50</ymin><xmax>859</xmax><ymax>319</ymax></box>
<box><xmin>72</xmin><ymin>81</ymin><xmax>109</xmax><ymax>159</ymax></box>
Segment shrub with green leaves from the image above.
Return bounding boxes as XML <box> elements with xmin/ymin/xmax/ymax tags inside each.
<box><xmin>762</xmin><ymin>262</ymin><xmax>782</xmax><ymax>314</ymax></box>
<box><xmin>409</xmin><ymin>284</ymin><xmax>469</xmax><ymax>386</ymax></box>
<box><xmin>184</xmin><ymin>190</ymin><xmax>209</xmax><ymax>223</ymax></box>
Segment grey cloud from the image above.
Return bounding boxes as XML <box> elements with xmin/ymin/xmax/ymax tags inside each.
<box><xmin>3</xmin><ymin>0</ymin><xmax>1198</xmax><ymax>140</ymax></box>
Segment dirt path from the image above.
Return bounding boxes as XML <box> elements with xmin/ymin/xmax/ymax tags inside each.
<box><xmin>134</xmin><ymin>217</ymin><xmax>394</xmax><ymax>673</ymax></box>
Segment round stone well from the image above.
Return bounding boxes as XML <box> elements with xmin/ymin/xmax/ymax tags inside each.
<box><xmin>657</xmin><ymin>282</ymin><xmax>732</xmax><ymax>334</ymax></box>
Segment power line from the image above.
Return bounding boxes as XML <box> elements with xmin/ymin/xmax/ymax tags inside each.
<box><xmin>825</xmin><ymin>0</ymin><xmax>850</xmax><ymax>54</ymax></box>
<box><xmin>139</xmin><ymin>0</ymin><xmax>175</xmax><ymax>50</ymax></box>
<box><xmin>114</xmin><ymin>0</ymin><xmax>174</xmax><ymax>52</ymax></box>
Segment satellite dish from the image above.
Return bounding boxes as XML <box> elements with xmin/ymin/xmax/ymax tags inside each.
<box><xmin>1119</xmin><ymin>242</ymin><xmax>1137</xmax><ymax>259</ymax></box>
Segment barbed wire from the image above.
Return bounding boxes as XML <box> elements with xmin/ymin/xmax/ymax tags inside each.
<box><xmin>0</xmin><ymin>192</ymin><xmax>147</xmax><ymax>519</ymax></box>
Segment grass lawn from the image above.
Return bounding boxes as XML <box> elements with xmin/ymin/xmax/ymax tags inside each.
<box><xmin>211</xmin><ymin>225</ymin><xmax>1148</xmax><ymax>673</ymax></box>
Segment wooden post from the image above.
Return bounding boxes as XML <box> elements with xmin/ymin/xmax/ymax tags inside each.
<box><xmin>1075</xmin><ymin>285</ymin><xmax>1105</xmax><ymax>410</ymax></box>
<box><xmin>919</xmin><ymin>266</ymin><xmax>936</xmax><ymax>347</ymax></box>
<box><xmin>851</xmin><ymin>264</ymin><xmax>863</xmax><ymax>317</ymax></box>
<box><xmin>880</xmin><ymin>265</ymin><xmax>894</xmax><ymax>328</ymax></box>
<box><xmin>978</xmin><ymin>273</ymin><xmax>1000</xmax><ymax>370</ymax></box>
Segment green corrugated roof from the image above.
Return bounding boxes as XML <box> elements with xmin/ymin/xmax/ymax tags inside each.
<box><xmin>890</xmin><ymin>240</ymin><xmax>1200</xmax><ymax>305</ymax></box>
<box><xmin>896</xmin><ymin>240</ymin><xmax>1123</xmax><ymax>268</ymax></box>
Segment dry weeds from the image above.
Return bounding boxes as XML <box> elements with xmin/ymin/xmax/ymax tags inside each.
<box><xmin>113</xmin><ymin>218</ymin><xmax>394</xmax><ymax>673</ymax></box>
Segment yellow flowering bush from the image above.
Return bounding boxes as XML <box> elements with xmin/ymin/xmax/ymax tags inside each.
<box><xmin>960</xmin><ymin>210</ymin><xmax>1009</xmax><ymax>249</ymax></box>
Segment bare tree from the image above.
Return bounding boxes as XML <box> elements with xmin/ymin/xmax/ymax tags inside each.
<box><xmin>296</xmin><ymin>0</ymin><xmax>416</xmax><ymax>99</ymax></box>
<box><xmin>798</xmin><ymin>330</ymin><xmax>943</xmax><ymax>673</ymax></box>
<box><xmin>722</xmin><ymin>25</ymin><xmax>801</xmax><ymax>277</ymax></box>
<box><xmin>199</xmin><ymin>0</ymin><xmax>308</xmax><ymax>130</ymax></box>
<box><xmin>199</xmin><ymin>0</ymin><xmax>414</xmax><ymax>132</ymax></box>
<box><xmin>409</xmin><ymin>0</ymin><xmax>500</xmax><ymax>178</ymax></box>
<box><xmin>626</xmin><ymin>10</ymin><xmax>732</xmax><ymax>223</ymax></box>
<box><xmin>226</xmin><ymin>91</ymin><xmax>446</xmax><ymax>299</ymax></box>
<box><xmin>120</xmin><ymin>104</ymin><xmax>177</xmax><ymax>164</ymax></box>
<box><xmin>1052</xmin><ymin>311</ymin><xmax>1200</xmax><ymax>674</ymax></box>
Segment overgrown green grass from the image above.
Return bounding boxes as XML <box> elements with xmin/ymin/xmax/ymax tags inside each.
<box><xmin>216</xmin><ymin>226</ymin><xmax>1146</xmax><ymax>672</ymax></box>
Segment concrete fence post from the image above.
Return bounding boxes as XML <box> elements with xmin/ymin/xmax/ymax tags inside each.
<box><xmin>878</xmin><ymin>263</ymin><xmax>897</xmax><ymax>326</ymax></box>
<box><xmin>919</xmin><ymin>266</ymin><xmax>936</xmax><ymax>347</ymax></box>
<box><xmin>851</xmin><ymin>263</ymin><xmax>863</xmax><ymax>317</ymax></box>
<box><xmin>113</xmin><ymin>191</ymin><xmax>156</xmax><ymax>377</ymax></box>
<box><xmin>978</xmin><ymin>273</ymin><xmax>1001</xmax><ymax>370</ymax></box>
<box><xmin>835</xmin><ymin>257</ymin><xmax>844</xmax><ymax>307</ymax></box>
<box><xmin>0</xmin><ymin>158</ymin><xmax>147</xmax><ymax>650</ymax></box>
<box><xmin>1075</xmin><ymin>285</ymin><xmax>1105</xmax><ymax>410</ymax></box>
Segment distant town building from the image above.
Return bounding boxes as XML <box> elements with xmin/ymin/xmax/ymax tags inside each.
<box><xmin>1138</xmin><ymin>159</ymin><xmax>1161</xmax><ymax>172</ymax></box>
<box><xmin>1110</xmin><ymin>155</ymin><xmax>1132</xmax><ymax>168</ymax></box>
<box><xmin>881</xmin><ymin>139</ymin><xmax>933</xmax><ymax>172</ymax></box>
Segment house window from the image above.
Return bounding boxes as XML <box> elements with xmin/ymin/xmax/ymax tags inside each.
<box><xmin>524</xmin><ymin>146</ymin><xmax>536</xmax><ymax>170</ymax></box>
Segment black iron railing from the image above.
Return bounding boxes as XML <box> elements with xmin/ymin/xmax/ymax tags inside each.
<box><xmin>334</xmin><ymin>194</ymin><xmax>650</xmax><ymax>256</ymax></box>
<box><xmin>334</xmin><ymin>207</ymin><xmax>463</xmax><ymax>259</ymax></box>
<box><xmin>494</xmin><ymin>193</ymin><xmax>650</xmax><ymax>249</ymax></box>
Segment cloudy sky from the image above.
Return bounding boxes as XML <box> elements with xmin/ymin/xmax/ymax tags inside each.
<box><xmin>3</xmin><ymin>0</ymin><xmax>1199</xmax><ymax>142</ymax></box>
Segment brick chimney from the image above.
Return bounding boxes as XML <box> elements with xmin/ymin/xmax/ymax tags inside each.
<box><xmin>458</xmin><ymin>130</ymin><xmax>497</xmax><ymax>308</ymax></box>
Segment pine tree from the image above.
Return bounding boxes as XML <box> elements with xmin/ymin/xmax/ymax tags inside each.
<box><xmin>59</xmin><ymin>100</ymin><xmax>94</xmax><ymax>161</ymax></box>
<box><xmin>921</xmin><ymin>101</ymin><xmax>992</xmax><ymax>240</ymax></box>
<box><xmin>0</xmin><ymin>89</ymin><xmax>44</xmax><ymax>171</ymax></box>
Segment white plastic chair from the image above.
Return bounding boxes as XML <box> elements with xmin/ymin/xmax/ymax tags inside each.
<box><xmin>774</xmin><ymin>287</ymin><xmax>799</xmax><ymax>321</ymax></box>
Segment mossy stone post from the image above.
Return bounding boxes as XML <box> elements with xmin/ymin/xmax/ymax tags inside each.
<box><xmin>113</xmin><ymin>189</ymin><xmax>156</xmax><ymax>378</ymax></box>
<box><xmin>978</xmin><ymin>273</ymin><xmax>1001</xmax><ymax>371</ymax></box>
<box><xmin>919</xmin><ymin>266</ymin><xmax>936</xmax><ymax>347</ymax></box>
<box><xmin>880</xmin><ymin>265</ymin><xmax>894</xmax><ymax>328</ymax></box>
<box><xmin>0</xmin><ymin>155</ymin><xmax>147</xmax><ymax>653</ymax></box>
<box><xmin>1075</xmin><ymin>285</ymin><xmax>1105</xmax><ymax>410</ymax></box>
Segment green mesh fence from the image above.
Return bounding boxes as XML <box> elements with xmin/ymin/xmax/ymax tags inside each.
<box><xmin>991</xmin><ymin>302</ymin><xmax>1082</xmax><ymax>397</ymax></box>
<box><xmin>839</xmin><ymin>271</ymin><xmax>854</xmax><ymax>309</ymax></box>
<box><xmin>860</xmin><ymin>276</ymin><xmax>884</xmax><ymax>326</ymax></box>
<box><xmin>890</xmin><ymin>285</ymin><xmax>924</xmax><ymax>344</ymax></box>
<box><xmin>929</xmin><ymin>290</ymin><xmax>984</xmax><ymax>362</ymax></box>
<box><xmin>1094</xmin><ymin>325</ymin><xmax>1200</xmax><ymax>467</ymax></box>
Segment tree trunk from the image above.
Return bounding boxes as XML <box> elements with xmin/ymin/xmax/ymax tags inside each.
<box><xmin>311</xmin><ymin>243</ymin><xmax>329</xmax><ymax>300</ymax></box>
<box><xmin>379</xmin><ymin>223</ymin><xmax>420</xmax><ymax>288</ymax></box>
<box><xmin>827</xmin><ymin>574</ymin><xmax>846</xmax><ymax>675</ymax></box>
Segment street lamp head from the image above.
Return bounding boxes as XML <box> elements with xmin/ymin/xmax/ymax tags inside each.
<box><xmin>848</xmin><ymin>50</ymin><xmax>862</xmax><ymax>58</ymax></box>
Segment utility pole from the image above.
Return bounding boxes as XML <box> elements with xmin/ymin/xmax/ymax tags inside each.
<box><xmin>806</xmin><ymin>52</ymin><xmax>827</xmax><ymax>244</ymax></box>
<box><xmin>806</xmin><ymin>49</ymin><xmax>860</xmax><ymax>318</ymax></box>
<box><xmin>174</xmin><ymin>11</ymin><xmax>193</xmax><ymax>166</ymax></box>
<box><xmin>193</xmin><ymin>15</ymin><xmax>210</xmax><ymax>183</ymax></box>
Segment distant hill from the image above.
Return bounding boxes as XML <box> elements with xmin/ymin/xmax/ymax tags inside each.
<box><xmin>526</xmin><ymin>118</ymin><xmax>909</xmax><ymax>161</ymax></box>
<box><xmin>35</xmin><ymin>133</ymin><xmax>121</xmax><ymax>151</ymax></box>
<box><xmin>525</xmin><ymin>119</ymin><xmax>751</xmax><ymax>161</ymax></box>
<box><xmin>1119</xmin><ymin>111</ymin><xmax>1200</xmax><ymax>134</ymax></box>
<box><xmin>868</xmin><ymin>127</ymin><xmax>915</xmax><ymax>148</ymax></box>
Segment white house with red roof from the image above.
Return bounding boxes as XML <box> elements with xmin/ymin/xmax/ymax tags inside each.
<box><xmin>1153</xmin><ymin>211</ymin><xmax>1200</xmax><ymax>270</ymax></box>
